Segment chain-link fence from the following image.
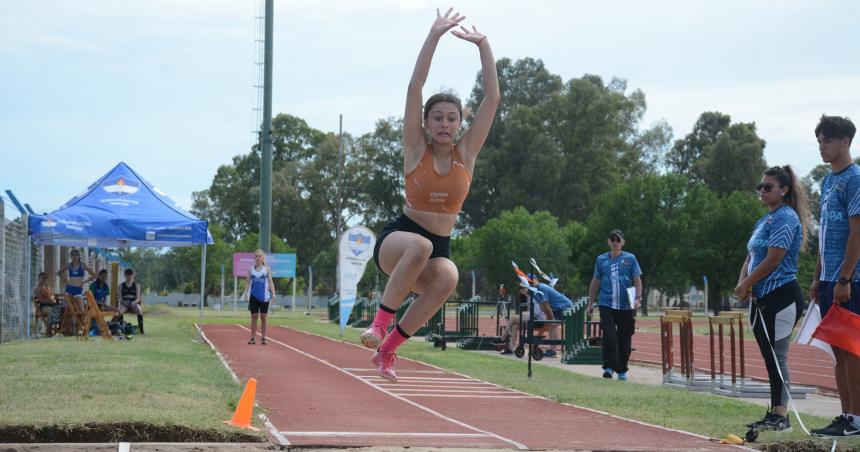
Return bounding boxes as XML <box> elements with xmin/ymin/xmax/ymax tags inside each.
<box><xmin>1</xmin><ymin>196</ymin><xmax>41</xmax><ymax>343</ymax></box>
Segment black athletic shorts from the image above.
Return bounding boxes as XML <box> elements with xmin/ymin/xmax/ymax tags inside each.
<box><xmin>249</xmin><ymin>295</ymin><xmax>269</xmax><ymax>314</ymax></box>
<box><xmin>373</xmin><ymin>214</ymin><xmax>451</xmax><ymax>276</ymax></box>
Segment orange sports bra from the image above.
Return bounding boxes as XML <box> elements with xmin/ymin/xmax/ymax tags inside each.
<box><xmin>404</xmin><ymin>145</ymin><xmax>472</xmax><ymax>214</ymax></box>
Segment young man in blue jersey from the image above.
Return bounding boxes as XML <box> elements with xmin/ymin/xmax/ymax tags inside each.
<box><xmin>529</xmin><ymin>274</ymin><xmax>573</xmax><ymax>358</ymax></box>
<box><xmin>809</xmin><ymin>115</ymin><xmax>860</xmax><ymax>438</ymax></box>
<box><xmin>587</xmin><ymin>229</ymin><xmax>642</xmax><ymax>380</ymax></box>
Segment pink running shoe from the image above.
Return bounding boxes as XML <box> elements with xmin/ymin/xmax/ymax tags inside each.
<box><xmin>360</xmin><ymin>324</ymin><xmax>386</xmax><ymax>349</ymax></box>
<box><xmin>371</xmin><ymin>350</ymin><xmax>398</xmax><ymax>383</ymax></box>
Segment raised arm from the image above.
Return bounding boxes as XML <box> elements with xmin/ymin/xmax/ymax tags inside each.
<box><xmin>403</xmin><ymin>8</ymin><xmax>466</xmax><ymax>165</ymax></box>
<box><xmin>452</xmin><ymin>25</ymin><xmax>500</xmax><ymax>168</ymax></box>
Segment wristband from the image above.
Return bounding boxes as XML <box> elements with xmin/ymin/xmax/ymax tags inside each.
<box><xmin>476</xmin><ymin>36</ymin><xmax>486</xmax><ymax>46</ymax></box>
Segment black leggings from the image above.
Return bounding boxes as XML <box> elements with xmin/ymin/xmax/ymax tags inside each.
<box><xmin>599</xmin><ymin>306</ymin><xmax>635</xmax><ymax>373</ymax></box>
<box><xmin>750</xmin><ymin>280</ymin><xmax>803</xmax><ymax>408</ymax></box>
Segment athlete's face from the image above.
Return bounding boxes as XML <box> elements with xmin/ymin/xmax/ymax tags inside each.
<box><xmin>254</xmin><ymin>252</ymin><xmax>263</xmax><ymax>264</ymax></box>
<box><xmin>425</xmin><ymin>102</ymin><xmax>461</xmax><ymax>144</ymax></box>
<box><xmin>818</xmin><ymin>133</ymin><xmax>851</xmax><ymax>164</ymax></box>
<box><xmin>756</xmin><ymin>175</ymin><xmax>785</xmax><ymax>207</ymax></box>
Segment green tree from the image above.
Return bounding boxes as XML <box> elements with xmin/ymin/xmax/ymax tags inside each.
<box><xmin>581</xmin><ymin>174</ymin><xmax>694</xmax><ymax>315</ymax></box>
<box><xmin>700</xmin><ymin>122</ymin><xmax>767</xmax><ymax>196</ymax></box>
<box><xmin>192</xmin><ymin>114</ymin><xmax>359</xmax><ymax>290</ymax></box>
<box><xmin>462</xmin><ymin>62</ymin><xmax>671</xmax><ymax>228</ymax></box>
<box><xmin>667</xmin><ymin>111</ymin><xmax>767</xmax><ymax>195</ymax></box>
<box><xmin>666</xmin><ymin>111</ymin><xmax>730</xmax><ymax>181</ymax></box>
<box><xmin>452</xmin><ymin>207</ymin><xmax>571</xmax><ymax>296</ymax></box>
<box><xmin>685</xmin><ymin>188</ymin><xmax>765</xmax><ymax>313</ymax></box>
<box><xmin>352</xmin><ymin>117</ymin><xmax>404</xmax><ymax>233</ymax></box>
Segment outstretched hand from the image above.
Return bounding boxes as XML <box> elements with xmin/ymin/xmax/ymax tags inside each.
<box><xmin>431</xmin><ymin>7</ymin><xmax>465</xmax><ymax>37</ymax></box>
<box><xmin>451</xmin><ymin>25</ymin><xmax>485</xmax><ymax>45</ymax></box>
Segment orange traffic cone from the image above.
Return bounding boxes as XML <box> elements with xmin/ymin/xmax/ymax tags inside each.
<box><xmin>224</xmin><ymin>377</ymin><xmax>260</xmax><ymax>431</ymax></box>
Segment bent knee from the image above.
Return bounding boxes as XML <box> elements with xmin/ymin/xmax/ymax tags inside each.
<box><xmin>411</xmin><ymin>239</ymin><xmax>434</xmax><ymax>259</ymax></box>
<box><xmin>433</xmin><ymin>263</ymin><xmax>459</xmax><ymax>291</ymax></box>
<box><xmin>400</xmin><ymin>239</ymin><xmax>433</xmax><ymax>264</ymax></box>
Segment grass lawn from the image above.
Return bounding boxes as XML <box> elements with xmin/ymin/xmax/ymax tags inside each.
<box><xmin>0</xmin><ymin>305</ymin><xmax>283</xmax><ymax>441</ymax></box>
<box><xmin>2</xmin><ymin>304</ymin><xmax>858</xmax><ymax>450</ymax></box>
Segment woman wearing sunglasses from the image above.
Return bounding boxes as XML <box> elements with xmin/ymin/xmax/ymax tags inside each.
<box><xmin>734</xmin><ymin>165</ymin><xmax>811</xmax><ymax>432</ymax></box>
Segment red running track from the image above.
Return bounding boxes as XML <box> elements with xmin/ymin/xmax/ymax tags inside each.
<box><xmin>200</xmin><ymin>324</ymin><xmax>733</xmax><ymax>450</ymax></box>
<box><xmin>631</xmin><ymin>330</ymin><xmax>837</xmax><ymax>391</ymax></box>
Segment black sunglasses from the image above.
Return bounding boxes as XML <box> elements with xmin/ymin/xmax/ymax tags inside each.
<box><xmin>756</xmin><ymin>183</ymin><xmax>775</xmax><ymax>193</ymax></box>
<box><xmin>609</xmin><ymin>237</ymin><xmax>622</xmax><ymax>243</ymax></box>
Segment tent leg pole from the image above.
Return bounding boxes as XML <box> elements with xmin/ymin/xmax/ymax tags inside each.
<box><xmin>25</xmin><ymin>227</ymin><xmax>31</xmax><ymax>339</ymax></box>
<box><xmin>199</xmin><ymin>243</ymin><xmax>207</xmax><ymax>322</ymax></box>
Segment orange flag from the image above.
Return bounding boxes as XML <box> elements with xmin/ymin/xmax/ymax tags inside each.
<box><xmin>812</xmin><ymin>305</ymin><xmax>860</xmax><ymax>358</ymax></box>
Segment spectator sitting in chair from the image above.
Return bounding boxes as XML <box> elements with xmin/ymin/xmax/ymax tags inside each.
<box><xmin>502</xmin><ymin>282</ymin><xmax>551</xmax><ymax>356</ymax></box>
<box><xmin>118</xmin><ymin>268</ymin><xmax>144</xmax><ymax>335</ymax></box>
<box><xmin>33</xmin><ymin>272</ymin><xmax>58</xmax><ymax>337</ymax></box>
<box><xmin>530</xmin><ymin>273</ymin><xmax>572</xmax><ymax>358</ymax></box>
<box><xmin>88</xmin><ymin>269</ymin><xmax>116</xmax><ymax>335</ymax></box>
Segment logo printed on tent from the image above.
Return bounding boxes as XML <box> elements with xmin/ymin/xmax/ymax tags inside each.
<box><xmin>102</xmin><ymin>177</ymin><xmax>140</xmax><ymax>196</ymax></box>
<box><xmin>41</xmin><ymin>219</ymin><xmax>58</xmax><ymax>228</ymax></box>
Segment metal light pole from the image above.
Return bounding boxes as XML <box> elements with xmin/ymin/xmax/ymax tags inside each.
<box><xmin>259</xmin><ymin>0</ymin><xmax>274</xmax><ymax>253</ymax></box>
<box><xmin>335</xmin><ymin>114</ymin><xmax>343</xmax><ymax>294</ymax></box>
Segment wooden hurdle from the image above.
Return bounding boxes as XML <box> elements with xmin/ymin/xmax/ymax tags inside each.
<box><xmin>660</xmin><ymin>310</ymin><xmax>701</xmax><ymax>388</ymax></box>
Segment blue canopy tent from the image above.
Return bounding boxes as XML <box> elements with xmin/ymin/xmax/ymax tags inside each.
<box><xmin>28</xmin><ymin>162</ymin><xmax>214</xmax><ymax>319</ymax></box>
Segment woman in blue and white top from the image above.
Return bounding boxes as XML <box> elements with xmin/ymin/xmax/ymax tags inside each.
<box><xmin>244</xmin><ymin>249</ymin><xmax>276</xmax><ymax>345</ymax></box>
<box><xmin>734</xmin><ymin>165</ymin><xmax>811</xmax><ymax>432</ymax></box>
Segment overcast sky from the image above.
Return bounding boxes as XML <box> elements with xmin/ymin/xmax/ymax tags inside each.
<box><xmin>2</xmin><ymin>0</ymin><xmax>859</xmax><ymax>216</ymax></box>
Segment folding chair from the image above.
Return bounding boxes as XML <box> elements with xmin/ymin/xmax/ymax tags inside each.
<box><xmin>80</xmin><ymin>291</ymin><xmax>114</xmax><ymax>340</ymax></box>
<box><xmin>59</xmin><ymin>293</ymin><xmax>88</xmax><ymax>337</ymax></box>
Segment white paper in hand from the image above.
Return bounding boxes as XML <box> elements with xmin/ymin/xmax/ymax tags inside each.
<box><xmin>627</xmin><ymin>287</ymin><xmax>638</xmax><ymax>309</ymax></box>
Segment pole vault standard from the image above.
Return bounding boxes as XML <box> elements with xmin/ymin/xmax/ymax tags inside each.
<box><xmin>259</xmin><ymin>0</ymin><xmax>274</xmax><ymax>253</ymax></box>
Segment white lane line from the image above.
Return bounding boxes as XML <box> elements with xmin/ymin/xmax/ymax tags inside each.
<box><xmin>344</xmin><ymin>368</ymin><xmax>446</xmax><ymax>374</ymax></box>
<box><xmin>361</xmin><ymin>377</ymin><xmax>491</xmax><ymax>385</ymax></box>
<box><xmin>240</xmin><ymin>324</ymin><xmax>528</xmax><ymax>450</ymax></box>
<box><xmin>118</xmin><ymin>442</ymin><xmax>130</xmax><ymax>452</ymax></box>
<box><xmin>391</xmin><ymin>388</ymin><xmax>511</xmax><ymax>394</ymax></box>
<box><xmin>196</xmin><ymin>324</ymin><xmax>290</xmax><ymax>446</ymax></box>
<box><xmin>281</xmin><ymin>431</ymin><xmax>488</xmax><ymax>438</ymax></box>
<box><xmin>375</xmin><ymin>384</ymin><xmax>499</xmax><ymax>389</ymax></box>
<box><xmin>396</xmin><ymin>394</ymin><xmax>533</xmax><ymax>399</ymax></box>
<box><xmin>259</xmin><ymin>413</ymin><xmax>291</xmax><ymax>446</ymax></box>
<box><xmin>195</xmin><ymin>324</ymin><xmax>240</xmax><ymax>384</ymax></box>
<box><xmin>359</xmin><ymin>376</ymin><xmax>484</xmax><ymax>382</ymax></box>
